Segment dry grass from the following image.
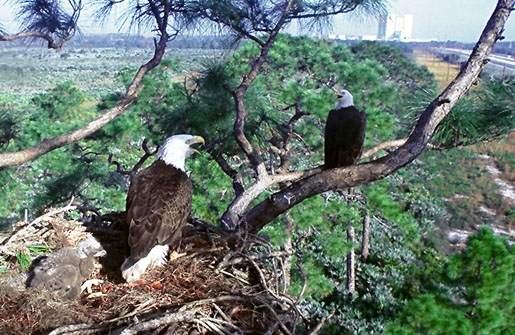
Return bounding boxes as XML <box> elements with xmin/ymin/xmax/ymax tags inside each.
<box><xmin>413</xmin><ymin>50</ymin><xmax>461</xmax><ymax>89</ymax></box>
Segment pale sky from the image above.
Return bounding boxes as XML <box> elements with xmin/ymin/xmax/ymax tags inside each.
<box><xmin>329</xmin><ymin>0</ymin><xmax>515</xmax><ymax>42</ymax></box>
<box><xmin>0</xmin><ymin>0</ymin><xmax>514</xmax><ymax>42</ymax></box>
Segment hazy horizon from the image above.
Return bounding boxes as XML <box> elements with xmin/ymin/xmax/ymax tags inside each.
<box><xmin>1</xmin><ymin>0</ymin><xmax>514</xmax><ymax>43</ymax></box>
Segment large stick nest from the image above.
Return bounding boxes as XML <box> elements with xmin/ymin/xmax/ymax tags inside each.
<box><xmin>0</xmin><ymin>206</ymin><xmax>306</xmax><ymax>335</ymax></box>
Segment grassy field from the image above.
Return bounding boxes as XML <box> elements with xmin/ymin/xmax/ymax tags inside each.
<box><xmin>0</xmin><ymin>47</ymin><xmax>227</xmax><ymax>97</ymax></box>
<box><xmin>412</xmin><ymin>49</ymin><xmax>514</xmax><ymax>230</ymax></box>
<box><xmin>412</xmin><ymin>50</ymin><xmax>461</xmax><ymax>89</ymax></box>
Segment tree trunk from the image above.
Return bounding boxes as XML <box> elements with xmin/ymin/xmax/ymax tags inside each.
<box><xmin>361</xmin><ymin>214</ymin><xmax>370</xmax><ymax>261</ymax></box>
<box><xmin>282</xmin><ymin>215</ymin><xmax>294</xmax><ymax>291</ymax></box>
<box><xmin>346</xmin><ymin>226</ymin><xmax>355</xmax><ymax>294</ymax></box>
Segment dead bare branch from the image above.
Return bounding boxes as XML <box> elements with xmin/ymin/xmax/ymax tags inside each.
<box><xmin>0</xmin><ymin>197</ymin><xmax>77</xmax><ymax>254</ymax></box>
<box><xmin>307</xmin><ymin>310</ymin><xmax>336</xmax><ymax>335</ymax></box>
<box><xmin>360</xmin><ymin>138</ymin><xmax>443</xmax><ymax>160</ymax></box>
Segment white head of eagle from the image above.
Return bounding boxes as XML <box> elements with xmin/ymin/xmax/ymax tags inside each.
<box><xmin>336</xmin><ymin>89</ymin><xmax>354</xmax><ymax>108</ymax></box>
<box><xmin>121</xmin><ymin>134</ymin><xmax>204</xmax><ymax>283</ymax></box>
<box><xmin>158</xmin><ymin>134</ymin><xmax>205</xmax><ymax>171</ymax></box>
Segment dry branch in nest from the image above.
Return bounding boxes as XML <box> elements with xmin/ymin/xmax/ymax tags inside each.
<box><xmin>0</xmin><ymin>206</ymin><xmax>308</xmax><ymax>335</ymax></box>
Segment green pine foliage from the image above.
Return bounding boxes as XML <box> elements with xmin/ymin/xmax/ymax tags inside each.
<box><xmin>433</xmin><ymin>75</ymin><xmax>515</xmax><ymax>147</ymax></box>
<box><xmin>387</xmin><ymin>228</ymin><xmax>514</xmax><ymax>335</ymax></box>
<box><xmin>350</xmin><ymin>41</ymin><xmax>436</xmax><ymax>94</ymax></box>
<box><xmin>387</xmin><ymin>294</ymin><xmax>473</xmax><ymax>335</ymax></box>
<box><xmin>0</xmin><ymin>81</ymin><xmax>148</xmax><ymax>226</ymax></box>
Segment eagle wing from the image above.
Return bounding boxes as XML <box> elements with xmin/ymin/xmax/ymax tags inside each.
<box><xmin>126</xmin><ymin>160</ymin><xmax>192</xmax><ymax>260</ymax></box>
<box><xmin>324</xmin><ymin>106</ymin><xmax>367</xmax><ymax>168</ymax></box>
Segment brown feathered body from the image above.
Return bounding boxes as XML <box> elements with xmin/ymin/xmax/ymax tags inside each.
<box><xmin>126</xmin><ymin>159</ymin><xmax>192</xmax><ymax>261</ymax></box>
<box><xmin>324</xmin><ymin>105</ymin><xmax>366</xmax><ymax>169</ymax></box>
<box><xmin>29</xmin><ymin>237</ymin><xmax>104</xmax><ymax>299</ymax></box>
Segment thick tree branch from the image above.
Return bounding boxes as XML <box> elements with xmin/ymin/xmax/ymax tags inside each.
<box><xmin>221</xmin><ymin>166</ymin><xmax>322</xmax><ymax>230</ymax></box>
<box><xmin>220</xmin><ymin>131</ymin><xmax>439</xmax><ymax>231</ymax></box>
<box><xmin>241</xmin><ymin>0</ymin><xmax>514</xmax><ymax>234</ymax></box>
<box><xmin>0</xmin><ymin>30</ymin><xmax>69</xmax><ymax>49</ymax></box>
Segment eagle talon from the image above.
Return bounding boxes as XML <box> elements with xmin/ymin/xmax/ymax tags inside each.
<box><xmin>86</xmin><ymin>292</ymin><xmax>107</xmax><ymax>298</ymax></box>
<box><xmin>81</xmin><ymin>278</ymin><xmax>104</xmax><ymax>293</ymax></box>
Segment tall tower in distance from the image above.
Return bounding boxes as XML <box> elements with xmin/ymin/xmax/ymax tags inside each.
<box><xmin>377</xmin><ymin>14</ymin><xmax>388</xmax><ymax>40</ymax></box>
<box><xmin>377</xmin><ymin>13</ymin><xmax>413</xmax><ymax>41</ymax></box>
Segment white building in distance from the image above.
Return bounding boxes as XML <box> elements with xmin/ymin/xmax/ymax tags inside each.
<box><xmin>377</xmin><ymin>14</ymin><xmax>414</xmax><ymax>41</ymax></box>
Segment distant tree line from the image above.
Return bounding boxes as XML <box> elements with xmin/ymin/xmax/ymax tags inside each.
<box><xmin>4</xmin><ymin>31</ymin><xmax>515</xmax><ymax>56</ymax></box>
<box><xmin>0</xmin><ymin>33</ymin><xmax>237</xmax><ymax>49</ymax></box>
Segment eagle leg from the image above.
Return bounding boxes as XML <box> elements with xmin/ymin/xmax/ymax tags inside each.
<box><xmin>148</xmin><ymin>245</ymin><xmax>170</xmax><ymax>267</ymax></box>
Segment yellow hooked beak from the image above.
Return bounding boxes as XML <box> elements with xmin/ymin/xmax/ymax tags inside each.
<box><xmin>188</xmin><ymin>135</ymin><xmax>205</xmax><ymax>155</ymax></box>
<box><xmin>334</xmin><ymin>89</ymin><xmax>344</xmax><ymax>98</ymax></box>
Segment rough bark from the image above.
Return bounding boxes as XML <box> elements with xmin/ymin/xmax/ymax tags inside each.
<box><xmin>346</xmin><ymin>226</ymin><xmax>356</xmax><ymax>293</ymax></box>
<box><xmin>282</xmin><ymin>215</ymin><xmax>294</xmax><ymax>289</ymax></box>
<box><xmin>0</xmin><ymin>30</ymin><xmax>69</xmax><ymax>49</ymax></box>
<box><xmin>361</xmin><ymin>214</ymin><xmax>370</xmax><ymax>260</ymax></box>
<box><xmin>243</xmin><ymin>0</ymin><xmax>514</xmax><ymax>234</ymax></box>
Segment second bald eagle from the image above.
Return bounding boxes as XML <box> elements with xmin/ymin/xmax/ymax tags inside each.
<box><xmin>324</xmin><ymin>89</ymin><xmax>366</xmax><ymax>169</ymax></box>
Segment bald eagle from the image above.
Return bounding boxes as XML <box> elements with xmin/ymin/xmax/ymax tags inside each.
<box><xmin>324</xmin><ymin>89</ymin><xmax>366</xmax><ymax>169</ymax></box>
<box><xmin>121</xmin><ymin>134</ymin><xmax>204</xmax><ymax>283</ymax></box>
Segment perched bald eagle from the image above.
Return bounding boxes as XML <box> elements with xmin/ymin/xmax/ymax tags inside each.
<box><xmin>121</xmin><ymin>134</ymin><xmax>204</xmax><ymax>283</ymax></box>
<box><xmin>324</xmin><ymin>89</ymin><xmax>366</xmax><ymax>169</ymax></box>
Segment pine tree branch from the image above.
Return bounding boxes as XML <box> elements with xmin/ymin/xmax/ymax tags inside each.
<box><xmin>0</xmin><ymin>30</ymin><xmax>69</xmax><ymax>49</ymax></box>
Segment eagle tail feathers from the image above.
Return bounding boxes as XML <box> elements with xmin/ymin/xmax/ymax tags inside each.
<box><xmin>121</xmin><ymin>245</ymin><xmax>170</xmax><ymax>283</ymax></box>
